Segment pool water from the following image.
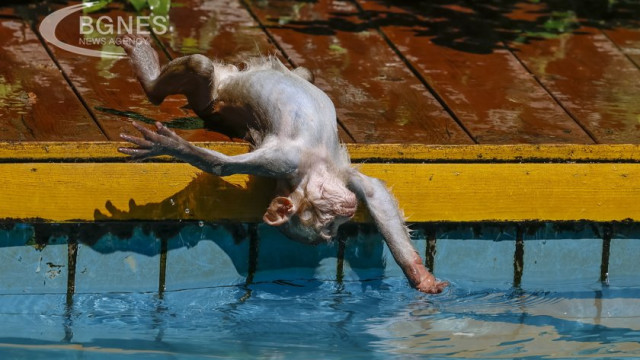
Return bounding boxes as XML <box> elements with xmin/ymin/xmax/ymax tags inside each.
<box><xmin>1</xmin><ymin>222</ymin><xmax>639</xmax><ymax>359</ymax></box>
<box><xmin>1</xmin><ymin>279</ymin><xmax>639</xmax><ymax>359</ymax></box>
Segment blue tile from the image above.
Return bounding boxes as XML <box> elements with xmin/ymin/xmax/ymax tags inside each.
<box><xmin>75</xmin><ymin>226</ymin><xmax>161</xmax><ymax>293</ymax></box>
<box><xmin>254</xmin><ymin>224</ymin><xmax>338</xmax><ymax>282</ymax></box>
<box><xmin>0</xmin><ymin>225</ymin><xmax>68</xmax><ymax>294</ymax></box>
<box><xmin>522</xmin><ymin>224</ymin><xmax>602</xmax><ymax>290</ymax></box>
<box><xmin>609</xmin><ymin>224</ymin><xmax>640</xmax><ymax>287</ymax></box>
<box><xmin>435</xmin><ymin>225</ymin><xmax>515</xmax><ymax>290</ymax></box>
<box><xmin>165</xmin><ymin>224</ymin><xmax>249</xmax><ymax>290</ymax></box>
<box><xmin>342</xmin><ymin>225</ymin><xmax>427</xmax><ymax>284</ymax></box>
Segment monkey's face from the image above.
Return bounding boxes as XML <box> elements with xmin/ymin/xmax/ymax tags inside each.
<box><xmin>263</xmin><ymin>176</ymin><xmax>357</xmax><ymax>244</ymax></box>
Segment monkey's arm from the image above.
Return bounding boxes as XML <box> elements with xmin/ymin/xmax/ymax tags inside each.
<box><xmin>119</xmin><ymin>122</ymin><xmax>298</xmax><ymax>177</ymax></box>
<box><xmin>347</xmin><ymin>171</ymin><xmax>448</xmax><ymax>294</ymax></box>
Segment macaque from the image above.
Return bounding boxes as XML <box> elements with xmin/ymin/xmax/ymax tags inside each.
<box><xmin>117</xmin><ymin>34</ymin><xmax>447</xmax><ymax>293</ymax></box>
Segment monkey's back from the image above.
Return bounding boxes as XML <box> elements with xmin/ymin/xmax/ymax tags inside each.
<box><xmin>217</xmin><ymin>60</ymin><xmax>340</xmax><ymax>149</ymax></box>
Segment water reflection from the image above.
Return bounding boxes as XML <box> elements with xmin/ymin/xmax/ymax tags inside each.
<box><xmin>367</xmin><ymin>284</ymin><xmax>640</xmax><ymax>358</ymax></box>
<box><xmin>1</xmin><ymin>280</ymin><xmax>639</xmax><ymax>358</ymax></box>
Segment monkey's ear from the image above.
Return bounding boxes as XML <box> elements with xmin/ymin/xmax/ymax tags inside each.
<box><xmin>263</xmin><ymin>196</ymin><xmax>296</xmax><ymax>226</ymax></box>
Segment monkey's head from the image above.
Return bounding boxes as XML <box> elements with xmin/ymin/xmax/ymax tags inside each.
<box><xmin>263</xmin><ymin>174</ymin><xmax>357</xmax><ymax>244</ymax></box>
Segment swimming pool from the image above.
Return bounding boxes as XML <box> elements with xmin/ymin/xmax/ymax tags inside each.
<box><xmin>0</xmin><ymin>222</ymin><xmax>639</xmax><ymax>359</ymax></box>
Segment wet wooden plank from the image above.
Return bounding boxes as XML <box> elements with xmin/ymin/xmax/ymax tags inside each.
<box><xmin>506</xmin><ymin>2</ymin><xmax>640</xmax><ymax>144</ymax></box>
<box><xmin>155</xmin><ymin>0</ymin><xmax>277</xmax><ymax>63</ymax></box>
<box><xmin>243</xmin><ymin>0</ymin><xmax>472</xmax><ymax>144</ymax></box>
<box><xmin>0</xmin><ymin>7</ymin><xmax>18</xmax><ymax>18</ymax></box>
<box><xmin>604</xmin><ymin>27</ymin><xmax>640</xmax><ymax>67</ymax></box>
<box><xmin>36</xmin><ymin>4</ymin><xmax>230</xmax><ymax>142</ymax></box>
<box><xmin>0</xmin><ymin>19</ymin><xmax>105</xmax><ymax>141</ymax></box>
<box><xmin>356</xmin><ymin>0</ymin><xmax>593</xmax><ymax>144</ymax></box>
<box><xmin>593</xmin><ymin>1</ymin><xmax>640</xmax><ymax>68</ymax></box>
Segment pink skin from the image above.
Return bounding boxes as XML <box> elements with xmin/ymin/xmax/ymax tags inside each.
<box><xmin>412</xmin><ymin>255</ymin><xmax>448</xmax><ymax>293</ymax></box>
<box><xmin>117</xmin><ymin>35</ymin><xmax>448</xmax><ymax>294</ymax></box>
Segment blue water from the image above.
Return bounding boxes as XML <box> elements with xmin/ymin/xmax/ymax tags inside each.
<box><xmin>1</xmin><ymin>279</ymin><xmax>639</xmax><ymax>359</ymax></box>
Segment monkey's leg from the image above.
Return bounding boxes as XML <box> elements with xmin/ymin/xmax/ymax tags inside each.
<box><xmin>119</xmin><ymin>34</ymin><xmax>215</xmax><ymax>116</ymax></box>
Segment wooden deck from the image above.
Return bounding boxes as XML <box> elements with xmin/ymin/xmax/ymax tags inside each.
<box><xmin>1</xmin><ymin>0</ymin><xmax>640</xmax><ymax>222</ymax></box>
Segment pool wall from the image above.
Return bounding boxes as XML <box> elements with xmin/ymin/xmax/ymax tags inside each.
<box><xmin>1</xmin><ymin>222</ymin><xmax>638</xmax><ymax>296</ymax></box>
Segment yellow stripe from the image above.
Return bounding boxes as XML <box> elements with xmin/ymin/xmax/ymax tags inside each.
<box><xmin>1</xmin><ymin>142</ymin><xmax>640</xmax><ymax>162</ymax></box>
<box><xmin>1</xmin><ymin>162</ymin><xmax>638</xmax><ymax>222</ymax></box>
<box><xmin>365</xmin><ymin>163</ymin><xmax>640</xmax><ymax>222</ymax></box>
<box><xmin>347</xmin><ymin>143</ymin><xmax>640</xmax><ymax>162</ymax></box>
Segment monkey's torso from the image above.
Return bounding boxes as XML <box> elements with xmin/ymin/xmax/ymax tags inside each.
<box><xmin>211</xmin><ymin>59</ymin><xmax>341</xmax><ymax>153</ymax></box>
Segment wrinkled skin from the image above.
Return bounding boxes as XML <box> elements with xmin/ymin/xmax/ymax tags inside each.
<box><xmin>117</xmin><ymin>34</ymin><xmax>447</xmax><ymax>294</ymax></box>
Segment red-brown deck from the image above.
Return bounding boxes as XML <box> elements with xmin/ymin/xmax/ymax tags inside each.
<box><xmin>0</xmin><ymin>0</ymin><xmax>639</xmax><ymax>144</ymax></box>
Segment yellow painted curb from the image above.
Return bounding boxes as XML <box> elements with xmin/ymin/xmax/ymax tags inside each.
<box><xmin>1</xmin><ymin>159</ymin><xmax>638</xmax><ymax>222</ymax></box>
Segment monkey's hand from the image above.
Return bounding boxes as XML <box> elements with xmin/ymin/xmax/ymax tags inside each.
<box><xmin>119</xmin><ymin>121</ymin><xmax>191</xmax><ymax>160</ymax></box>
<box><xmin>415</xmin><ymin>273</ymin><xmax>449</xmax><ymax>294</ymax></box>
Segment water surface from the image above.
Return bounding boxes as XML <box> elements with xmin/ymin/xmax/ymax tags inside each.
<box><xmin>1</xmin><ymin>278</ymin><xmax>639</xmax><ymax>359</ymax></box>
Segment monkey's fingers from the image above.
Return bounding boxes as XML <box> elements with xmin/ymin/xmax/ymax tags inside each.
<box><xmin>132</xmin><ymin>121</ymin><xmax>161</xmax><ymax>141</ymax></box>
<box><xmin>154</xmin><ymin>121</ymin><xmax>181</xmax><ymax>140</ymax></box>
<box><xmin>424</xmin><ymin>281</ymin><xmax>449</xmax><ymax>294</ymax></box>
<box><xmin>416</xmin><ymin>279</ymin><xmax>449</xmax><ymax>294</ymax></box>
<box><xmin>118</xmin><ymin>146</ymin><xmax>154</xmax><ymax>160</ymax></box>
<box><xmin>136</xmin><ymin>123</ymin><xmax>178</xmax><ymax>150</ymax></box>
<box><xmin>120</xmin><ymin>133</ymin><xmax>154</xmax><ymax>148</ymax></box>
<box><xmin>435</xmin><ymin>281</ymin><xmax>449</xmax><ymax>293</ymax></box>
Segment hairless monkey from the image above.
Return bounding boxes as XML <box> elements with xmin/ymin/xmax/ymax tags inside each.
<box><xmin>117</xmin><ymin>35</ymin><xmax>447</xmax><ymax>294</ymax></box>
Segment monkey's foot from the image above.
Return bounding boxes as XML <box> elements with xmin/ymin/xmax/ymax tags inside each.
<box><xmin>119</xmin><ymin>121</ymin><xmax>188</xmax><ymax>160</ymax></box>
<box><xmin>117</xmin><ymin>33</ymin><xmax>160</xmax><ymax>90</ymax></box>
